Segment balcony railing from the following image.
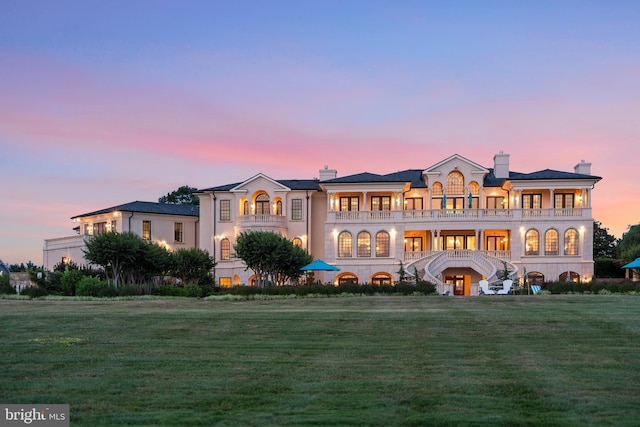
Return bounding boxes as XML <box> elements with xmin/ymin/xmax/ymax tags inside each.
<box><xmin>329</xmin><ymin>208</ymin><xmax>588</xmax><ymax>222</ymax></box>
<box><xmin>236</xmin><ymin>214</ymin><xmax>286</xmax><ymax>226</ymax></box>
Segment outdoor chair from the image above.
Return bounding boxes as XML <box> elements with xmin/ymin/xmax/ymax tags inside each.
<box><xmin>531</xmin><ymin>285</ymin><xmax>541</xmax><ymax>294</ymax></box>
<box><xmin>479</xmin><ymin>280</ymin><xmax>495</xmax><ymax>295</ymax></box>
<box><xmin>497</xmin><ymin>279</ymin><xmax>513</xmax><ymax>295</ymax></box>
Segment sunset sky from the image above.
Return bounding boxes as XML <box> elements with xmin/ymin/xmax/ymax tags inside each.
<box><xmin>1</xmin><ymin>1</ymin><xmax>639</xmax><ymax>264</ymax></box>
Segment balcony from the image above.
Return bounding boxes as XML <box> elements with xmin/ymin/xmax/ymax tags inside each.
<box><xmin>328</xmin><ymin>208</ymin><xmax>589</xmax><ymax>223</ymax></box>
<box><xmin>236</xmin><ymin>214</ymin><xmax>287</xmax><ymax>227</ymax></box>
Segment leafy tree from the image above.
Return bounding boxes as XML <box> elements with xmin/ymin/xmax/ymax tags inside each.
<box><xmin>618</xmin><ymin>223</ymin><xmax>640</xmax><ymax>261</ymax></box>
<box><xmin>158</xmin><ymin>185</ymin><xmax>199</xmax><ymax>205</ymax></box>
<box><xmin>593</xmin><ymin>220</ymin><xmax>619</xmax><ymax>258</ymax></box>
<box><xmin>397</xmin><ymin>261</ymin><xmax>407</xmax><ymax>283</ymax></box>
<box><xmin>83</xmin><ymin>232</ymin><xmax>146</xmax><ymax>290</ymax></box>
<box><xmin>171</xmin><ymin>247</ymin><xmax>216</xmax><ymax>287</ymax></box>
<box><xmin>234</xmin><ymin>231</ymin><xmax>311</xmax><ymax>287</ymax></box>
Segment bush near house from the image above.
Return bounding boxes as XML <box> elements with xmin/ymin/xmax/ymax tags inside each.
<box><xmin>541</xmin><ymin>280</ymin><xmax>640</xmax><ymax>294</ymax></box>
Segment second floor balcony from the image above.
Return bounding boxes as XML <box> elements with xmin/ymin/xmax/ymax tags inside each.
<box><xmin>236</xmin><ymin>214</ymin><xmax>287</xmax><ymax>227</ymax></box>
<box><xmin>328</xmin><ymin>208</ymin><xmax>587</xmax><ymax>223</ymax></box>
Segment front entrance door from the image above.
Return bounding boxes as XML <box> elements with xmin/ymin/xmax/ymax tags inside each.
<box><xmin>446</xmin><ymin>275</ymin><xmax>466</xmax><ymax>296</ymax></box>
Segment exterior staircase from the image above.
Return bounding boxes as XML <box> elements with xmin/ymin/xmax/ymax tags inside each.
<box><xmin>405</xmin><ymin>250</ymin><xmax>518</xmax><ymax>295</ymax></box>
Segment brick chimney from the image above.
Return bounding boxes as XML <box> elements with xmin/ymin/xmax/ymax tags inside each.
<box><xmin>493</xmin><ymin>151</ymin><xmax>510</xmax><ymax>179</ymax></box>
<box><xmin>319</xmin><ymin>165</ymin><xmax>337</xmax><ymax>181</ymax></box>
<box><xmin>574</xmin><ymin>160</ymin><xmax>591</xmax><ymax>175</ymax></box>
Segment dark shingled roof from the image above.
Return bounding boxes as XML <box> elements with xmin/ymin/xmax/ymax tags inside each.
<box><xmin>72</xmin><ymin>201</ymin><xmax>199</xmax><ymax>219</ymax></box>
<box><xmin>198</xmin><ymin>179</ymin><xmax>321</xmax><ymax>192</ymax></box>
<box><xmin>322</xmin><ymin>169</ymin><xmax>426</xmax><ymax>188</ymax></box>
<box><xmin>483</xmin><ymin>168</ymin><xmax>602</xmax><ymax>187</ymax></box>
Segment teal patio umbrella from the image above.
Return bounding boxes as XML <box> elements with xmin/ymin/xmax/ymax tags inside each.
<box><xmin>622</xmin><ymin>258</ymin><xmax>640</xmax><ymax>269</ymax></box>
<box><xmin>301</xmin><ymin>259</ymin><xmax>340</xmax><ymax>271</ymax></box>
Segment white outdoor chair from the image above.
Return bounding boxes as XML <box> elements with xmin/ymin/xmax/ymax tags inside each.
<box><xmin>479</xmin><ymin>280</ymin><xmax>495</xmax><ymax>295</ymax></box>
<box><xmin>497</xmin><ymin>279</ymin><xmax>513</xmax><ymax>295</ymax></box>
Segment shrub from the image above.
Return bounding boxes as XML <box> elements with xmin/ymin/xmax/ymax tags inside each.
<box><xmin>184</xmin><ymin>284</ymin><xmax>204</xmax><ymax>298</ymax></box>
<box><xmin>61</xmin><ymin>269</ymin><xmax>84</xmax><ymax>296</ymax></box>
<box><xmin>154</xmin><ymin>285</ymin><xmax>187</xmax><ymax>297</ymax></box>
<box><xmin>415</xmin><ymin>281</ymin><xmax>437</xmax><ymax>295</ymax></box>
<box><xmin>76</xmin><ymin>276</ymin><xmax>115</xmax><ymax>297</ymax></box>
<box><xmin>0</xmin><ymin>274</ymin><xmax>15</xmax><ymax>294</ymax></box>
<box><xmin>20</xmin><ymin>286</ymin><xmax>48</xmax><ymax>298</ymax></box>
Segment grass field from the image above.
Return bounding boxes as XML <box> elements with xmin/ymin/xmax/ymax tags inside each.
<box><xmin>1</xmin><ymin>295</ymin><xmax>639</xmax><ymax>426</ymax></box>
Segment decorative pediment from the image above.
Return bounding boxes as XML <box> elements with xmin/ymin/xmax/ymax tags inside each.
<box><xmin>229</xmin><ymin>173</ymin><xmax>291</xmax><ymax>193</ymax></box>
<box><xmin>423</xmin><ymin>154</ymin><xmax>489</xmax><ymax>177</ymax></box>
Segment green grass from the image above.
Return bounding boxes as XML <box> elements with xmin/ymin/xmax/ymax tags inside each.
<box><xmin>1</xmin><ymin>295</ymin><xmax>639</xmax><ymax>426</ymax></box>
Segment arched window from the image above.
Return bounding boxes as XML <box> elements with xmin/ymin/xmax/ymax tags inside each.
<box><xmin>338</xmin><ymin>231</ymin><xmax>352</xmax><ymax>258</ymax></box>
<box><xmin>560</xmin><ymin>271</ymin><xmax>580</xmax><ymax>283</ymax></box>
<box><xmin>468</xmin><ymin>181</ymin><xmax>479</xmax><ymax>195</ymax></box>
<box><xmin>525</xmin><ymin>229</ymin><xmax>539</xmax><ymax>255</ymax></box>
<box><xmin>337</xmin><ymin>273</ymin><xmax>358</xmax><ymax>285</ymax></box>
<box><xmin>371</xmin><ymin>273</ymin><xmax>393</xmax><ymax>286</ymax></box>
<box><xmin>292</xmin><ymin>237</ymin><xmax>302</xmax><ymax>247</ymax></box>
<box><xmin>376</xmin><ymin>231</ymin><xmax>390</xmax><ymax>257</ymax></box>
<box><xmin>242</xmin><ymin>199</ymin><xmax>249</xmax><ymax>215</ymax></box>
<box><xmin>447</xmin><ymin>171</ymin><xmax>465</xmax><ymax>195</ymax></box>
<box><xmin>357</xmin><ymin>231</ymin><xmax>371</xmax><ymax>257</ymax></box>
<box><xmin>432</xmin><ymin>182</ymin><xmax>443</xmax><ymax>195</ymax></box>
<box><xmin>545</xmin><ymin>229</ymin><xmax>559</xmax><ymax>255</ymax></box>
<box><xmin>564</xmin><ymin>228</ymin><xmax>579</xmax><ymax>255</ymax></box>
<box><xmin>526</xmin><ymin>271</ymin><xmax>545</xmax><ymax>285</ymax></box>
<box><xmin>255</xmin><ymin>193</ymin><xmax>270</xmax><ymax>215</ymax></box>
<box><xmin>275</xmin><ymin>200</ymin><xmax>283</xmax><ymax>215</ymax></box>
<box><xmin>221</xmin><ymin>238</ymin><xmax>231</xmax><ymax>260</ymax></box>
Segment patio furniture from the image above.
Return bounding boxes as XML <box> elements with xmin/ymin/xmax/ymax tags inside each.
<box><xmin>479</xmin><ymin>280</ymin><xmax>495</xmax><ymax>295</ymax></box>
<box><xmin>497</xmin><ymin>279</ymin><xmax>513</xmax><ymax>295</ymax></box>
<box><xmin>531</xmin><ymin>285</ymin><xmax>541</xmax><ymax>294</ymax></box>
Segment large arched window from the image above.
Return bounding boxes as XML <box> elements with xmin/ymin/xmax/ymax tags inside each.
<box><xmin>357</xmin><ymin>231</ymin><xmax>371</xmax><ymax>257</ymax></box>
<box><xmin>525</xmin><ymin>229</ymin><xmax>539</xmax><ymax>255</ymax></box>
<box><xmin>447</xmin><ymin>171</ymin><xmax>465</xmax><ymax>195</ymax></box>
<box><xmin>338</xmin><ymin>231</ymin><xmax>352</xmax><ymax>258</ymax></box>
<box><xmin>564</xmin><ymin>228</ymin><xmax>579</xmax><ymax>255</ymax></box>
<box><xmin>376</xmin><ymin>231</ymin><xmax>390</xmax><ymax>257</ymax></box>
<box><xmin>545</xmin><ymin>229</ymin><xmax>559</xmax><ymax>255</ymax></box>
<box><xmin>255</xmin><ymin>193</ymin><xmax>270</xmax><ymax>215</ymax></box>
<box><xmin>468</xmin><ymin>181</ymin><xmax>479</xmax><ymax>195</ymax></box>
<box><xmin>221</xmin><ymin>238</ymin><xmax>231</xmax><ymax>260</ymax></box>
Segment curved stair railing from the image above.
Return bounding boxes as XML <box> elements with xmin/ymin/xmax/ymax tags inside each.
<box><xmin>406</xmin><ymin>250</ymin><xmax>518</xmax><ymax>294</ymax></box>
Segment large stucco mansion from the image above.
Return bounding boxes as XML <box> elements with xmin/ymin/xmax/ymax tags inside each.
<box><xmin>44</xmin><ymin>152</ymin><xmax>601</xmax><ymax>296</ymax></box>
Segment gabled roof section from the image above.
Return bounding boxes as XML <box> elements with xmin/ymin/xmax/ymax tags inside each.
<box><xmin>483</xmin><ymin>168</ymin><xmax>602</xmax><ymax>187</ymax></box>
<box><xmin>229</xmin><ymin>173</ymin><xmax>291</xmax><ymax>192</ymax></box>
<box><xmin>197</xmin><ymin>176</ymin><xmax>321</xmax><ymax>192</ymax></box>
<box><xmin>423</xmin><ymin>154</ymin><xmax>489</xmax><ymax>174</ymax></box>
<box><xmin>72</xmin><ymin>201</ymin><xmax>200</xmax><ymax>219</ymax></box>
<box><xmin>322</xmin><ymin>169</ymin><xmax>426</xmax><ymax>188</ymax></box>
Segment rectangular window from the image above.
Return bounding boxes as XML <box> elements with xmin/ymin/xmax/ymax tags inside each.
<box><xmin>220</xmin><ymin>200</ymin><xmax>231</xmax><ymax>221</ymax></box>
<box><xmin>522</xmin><ymin>194</ymin><xmax>542</xmax><ymax>209</ymax></box>
<box><xmin>555</xmin><ymin>194</ymin><xmax>574</xmax><ymax>209</ymax></box>
<box><xmin>404</xmin><ymin>198</ymin><xmax>423</xmax><ymax>210</ymax></box>
<box><xmin>93</xmin><ymin>222</ymin><xmax>107</xmax><ymax>235</ymax></box>
<box><xmin>291</xmin><ymin>199</ymin><xmax>303</xmax><ymax>220</ymax></box>
<box><xmin>340</xmin><ymin>196</ymin><xmax>359</xmax><ymax>212</ymax></box>
<box><xmin>486</xmin><ymin>236</ymin><xmax>508</xmax><ymax>251</ymax></box>
<box><xmin>486</xmin><ymin>196</ymin><xmax>505</xmax><ymax>209</ymax></box>
<box><xmin>142</xmin><ymin>220</ymin><xmax>151</xmax><ymax>240</ymax></box>
<box><xmin>110</xmin><ymin>220</ymin><xmax>117</xmax><ymax>232</ymax></box>
<box><xmin>84</xmin><ymin>224</ymin><xmax>91</xmax><ymax>235</ymax></box>
<box><xmin>404</xmin><ymin>237</ymin><xmax>422</xmax><ymax>252</ymax></box>
<box><xmin>219</xmin><ymin>277</ymin><xmax>232</xmax><ymax>288</ymax></box>
<box><xmin>174</xmin><ymin>222</ymin><xmax>183</xmax><ymax>243</ymax></box>
<box><xmin>371</xmin><ymin>196</ymin><xmax>391</xmax><ymax>211</ymax></box>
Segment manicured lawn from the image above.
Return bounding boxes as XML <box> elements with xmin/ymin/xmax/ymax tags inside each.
<box><xmin>1</xmin><ymin>295</ymin><xmax>639</xmax><ymax>426</ymax></box>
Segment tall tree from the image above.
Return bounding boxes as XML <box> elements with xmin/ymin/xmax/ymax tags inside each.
<box><xmin>234</xmin><ymin>231</ymin><xmax>311</xmax><ymax>287</ymax></box>
<box><xmin>171</xmin><ymin>247</ymin><xmax>216</xmax><ymax>286</ymax></box>
<box><xmin>158</xmin><ymin>185</ymin><xmax>199</xmax><ymax>205</ymax></box>
<box><xmin>618</xmin><ymin>223</ymin><xmax>640</xmax><ymax>262</ymax></box>
<box><xmin>593</xmin><ymin>220</ymin><xmax>619</xmax><ymax>259</ymax></box>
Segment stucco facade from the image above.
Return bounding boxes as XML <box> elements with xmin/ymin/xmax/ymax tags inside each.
<box><xmin>43</xmin><ymin>152</ymin><xmax>601</xmax><ymax>296</ymax></box>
